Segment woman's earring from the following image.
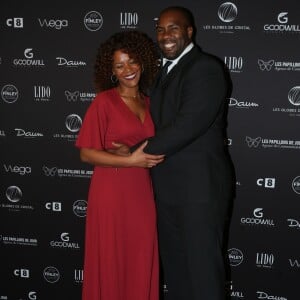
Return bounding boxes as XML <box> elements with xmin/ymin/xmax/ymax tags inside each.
<box><xmin>111</xmin><ymin>74</ymin><xmax>118</xmax><ymax>84</ymax></box>
<box><xmin>141</xmin><ymin>65</ymin><xmax>144</xmax><ymax>73</ymax></box>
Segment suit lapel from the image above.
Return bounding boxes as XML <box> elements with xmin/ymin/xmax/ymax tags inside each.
<box><xmin>160</xmin><ymin>47</ymin><xmax>201</xmax><ymax>87</ymax></box>
<box><xmin>150</xmin><ymin>47</ymin><xmax>202</xmax><ymax>124</ymax></box>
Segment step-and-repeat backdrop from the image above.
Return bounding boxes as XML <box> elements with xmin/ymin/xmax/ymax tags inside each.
<box><xmin>1</xmin><ymin>1</ymin><xmax>299</xmax><ymax>299</ymax></box>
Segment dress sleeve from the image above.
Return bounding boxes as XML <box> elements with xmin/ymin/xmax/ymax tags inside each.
<box><xmin>75</xmin><ymin>95</ymin><xmax>107</xmax><ymax>150</ymax></box>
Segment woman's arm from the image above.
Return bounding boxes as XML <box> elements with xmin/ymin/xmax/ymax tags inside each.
<box><xmin>80</xmin><ymin>141</ymin><xmax>164</xmax><ymax>168</ymax></box>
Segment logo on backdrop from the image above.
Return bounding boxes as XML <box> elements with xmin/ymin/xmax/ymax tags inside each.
<box><xmin>228</xmin><ymin>248</ymin><xmax>244</xmax><ymax>266</ymax></box>
<box><xmin>288</xmin><ymin>86</ymin><xmax>300</xmax><ymax>106</ymax></box>
<box><xmin>73</xmin><ymin>200</ymin><xmax>87</xmax><ymax>217</ymax></box>
<box><xmin>56</xmin><ymin>57</ymin><xmax>86</xmax><ymax>67</ymax></box>
<box><xmin>245</xmin><ymin>136</ymin><xmax>261</xmax><ymax>148</ymax></box>
<box><xmin>65</xmin><ymin>114</ymin><xmax>82</xmax><ymax>132</ymax></box>
<box><xmin>272</xmin><ymin>86</ymin><xmax>300</xmax><ymax>118</ymax></box>
<box><xmin>256</xmin><ymin>253</ymin><xmax>274</xmax><ymax>268</ymax></box>
<box><xmin>278</xmin><ymin>12</ymin><xmax>288</xmax><ymax>24</ymax></box>
<box><xmin>14</xmin><ymin>268</ymin><xmax>30</xmax><ymax>278</ymax></box>
<box><xmin>38</xmin><ymin>18</ymin><xmax>68</xmax><ymax>30</ymax></box>
<box><xmin>65</xmin><ymin>90</ymin><xmax>96</xmax><ymax>102</ymax></box>
<box><xmin>287</xmin><ymin>218</ymin><xmax>300</xmax><ymax>229</ymax></box>
<box><xmin>0</xmin><ymin>130</ymin><xmax>5</xmax><ymax>137</ymax></box>
<box><xmin>256</xmin><ymin>178</ymin><xmax>276</xmax><ymax>189</ymax></box>
<box><xmin>203</xmin><ymin>2</ymin><xmax>250</xmax><ymax>33</ymax></box>
<box><xmin>228</xmin><ymin>97</ymin><xmax>259</xmax><ymax>109</ymax></box>
<box><xmin>224</xmin><ymin>56</ymin><xmax>243</xmax><ymax>73</ymax></box>
<box><xmin>292</xmin><ymin>176</ymin><xmax>300</xmax><ymax>194</ymax></box>
<box><xmin>120</xmin><ymin>12</ymin><xmax>138</xmax><ymax>29</ymax></box>
<box><xmin>74</xmin><ymin>269</ymin><xmax>84</xmax><ymax>283</ymax></box>
<box><xmin>240</xmin><ymin>208</ymin><xmax>275</xmax><ymax>227</ymax></box>
<box><xmin>43</xmin><ymin>166</ymin><xmax>57</xmax><ymax>176</ymax></box>
<box><xmin>14</xmin><ymin>128</ymin><xmax>44</xmax><ymax>138</ymax></box>
<box><xmin>3</xmin><ymin>164</ymin><xmax>32</xmax><ymax>176</ymax></box>
<box><xmin>256</xmin><ymin>291</ymin><xmax>287</xmax><ymax>300</ymax></box>
<box><xmin>43</xmin><ymin>165</ymin><xmax>93</xmax><ymax>179</ymax></box>
<box><xmin>28</xmin><ymin>291</ymin><xmax>37</xmax><ymax>300</ymax></box>
<box><xmin>6</xmin><ymin>186</ymin><xmax>22</xmax><ymax>203</ymax></box>
<box><xmin>84</xmin><ymin>11</ymin><xmax>103</xmax><ymax>31</ymax></box>
<box><xmin>226</xmin><ymin>281</ymin><xmax>244</xmax><ymax>299</ymax></box>
<box><xmin>2</xmin><ymin>186</ymin><xmax>34</xmax><ymax>212</ymax></box>
<box><xmin>218</xmin><ymin>2</ymin><xmax>238</xmax><ymax>22</ymax></box>
<box><xmin>34</xmin><ymin>86</ymin><xmax>51</xmax><ymax>102</ymax></box>
<box><xmin>0</xmin><ymin>234</ymin><xmax>38</xmax><ymax>246</ymax></box>
<box><xmin>1</xmin><ymin>84</ymin><xmax>19</xmax><ymax>103</ymax></box>
<box><xmin>257</xmin><ymin>59</ymin><xmax>274</xmax><ymax>71</ymax></box>
<box><xmin>245</xmin><ymin>136</ymin><xmax>300</xmax><ymax>149</ymax></box>
<box><xmin>13</xmin><ymin>48</ymin><xmax>45</xmax><ymax>67</ymax></box>
<box><xmin>53</xmin><ymin>114</ymin><xmax>82</xmax><ymax>141</ymax></box>
<box><xmin>45</xmin><ymin>201</ymin><xmax>62</xmax><ymax>212</ymax></box>
<box><xmin>6</xmin><ymin>17</ymin><xmax>24</xmax><ymax>28</ymax></box>
<box><xmin>43</xmin><ymin>266</ymin><xmax>60</xmax><ymax>283</ymax></box>
<box><xmin>258</xmin><ymin>59</ymin><xmax>300</xmax><ymax>72</ymax></box>
<box><xmin>50</xmin><ymin>232</ymin><xmax>80</xmax><ymax>250</ymax></box>
<box><xmin>65</xmin><ymin>90</ymin><xmax>79</xmax><ymax>101</ymax></box>
<box><xmin>289</xmin><ymin>259</ymin><xmax>300</xmax><ymax>268</ymax></box>
<box><xmin>264</xmin><ymin>12</ymin><xmax>300</xmax><ymax>33</ymax></box>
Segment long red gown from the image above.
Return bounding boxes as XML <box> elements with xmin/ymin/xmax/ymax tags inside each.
<box><xmin>75</xmin><ymin>88</ymin><xmax>159</xmax><ymax>300</ymax></box>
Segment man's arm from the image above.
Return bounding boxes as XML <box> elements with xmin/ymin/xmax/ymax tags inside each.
<box><xmin>144</xmin><ymin>60</ymin><xmax>228</xmax><ymax>156</ymax></box>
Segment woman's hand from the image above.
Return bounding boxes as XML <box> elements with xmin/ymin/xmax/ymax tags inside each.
<box><xmin>128</xmin><ymin>141</ymin><xmax>165</xmax><ymax>168</ymax></box>
<box><xmin>80</xmin><ymin>141</ymin><xmax>164</xmax><ymax>168</ymax></box>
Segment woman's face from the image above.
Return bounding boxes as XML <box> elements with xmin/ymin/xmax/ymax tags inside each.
<box><xmin>112</xmin><ymin>50</ymin><xmax>141</xmax><ymax>89</ymax></box>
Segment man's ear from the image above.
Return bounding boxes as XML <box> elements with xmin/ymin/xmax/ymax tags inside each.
<box><xmin>187</xmin><ymin>26</ymin><xmax>193</xmax><ymax>39</ymax></box>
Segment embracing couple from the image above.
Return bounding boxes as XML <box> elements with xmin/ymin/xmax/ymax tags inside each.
<box><xmin>76</xmin><ymin>6</ymin><xmax>234</xmax><ymax>300</ymax></box>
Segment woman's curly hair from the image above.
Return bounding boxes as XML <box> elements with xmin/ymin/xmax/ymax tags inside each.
<box><xmin>94</xmin><ymin>30</ymin><xmax>160</xmax><ymax>94</ymax></box>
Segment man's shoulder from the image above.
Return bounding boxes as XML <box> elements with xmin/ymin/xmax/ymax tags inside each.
<box><xmin>184</xmin><ymin>47</ymin><xmax>225</xmax><ymax>71</ymax></box>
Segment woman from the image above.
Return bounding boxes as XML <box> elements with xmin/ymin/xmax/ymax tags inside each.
<box><xmin>76</xmin><ymin>31</ymin><xmax>164</xmax><ymax>300</ymax></box>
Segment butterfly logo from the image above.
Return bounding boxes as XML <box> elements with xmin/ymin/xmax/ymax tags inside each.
<box><xmin>257</xmin><ymin>59</ymin><xmax>274</xmax><ymax>71</ymax></box>
<box><xmin>65</xmin><ymin>91</ymin><xmax>79</xmax><ymax>101</ymax></box>
<box><xmin>43</xmin><ymin>166</ymin><xmax>57</xmax><ymax>176</ymax></box>
<box><xmin>245</xmin><ymin>136</ymin><xmax>261</xmax><ymax>148</ymax></box>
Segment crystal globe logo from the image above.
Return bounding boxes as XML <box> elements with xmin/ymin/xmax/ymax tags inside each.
<box><xmin>43</xmin><ymin>266</ymin><xmax>60</xmax><ymax>283</ymax></box>
<box><xmin>65</xmin><ymin>114</ymin><xmax>82</xmax><ymax>132</ymax></box>
<box><xmin>288</xmin><ymin>86</ymin><xmax>300</xmax><ymax>106</ymax></box>
<box><xmin>218</xmin><ymin>2</ymin><xmax>238</xmax><ymax>23</ymax></box>
<box><xmin>228</xmin><ymin>248</ymin><xmax>243</xmax><ymax>266</ymax></box>
<box><xmin>84</xmin><ymin>11</ymin><xmax>103</xmax><ymax>31</ymax></box>
<box><xmin>6</xmin><ymin>186</ymin><xmax>22</xmax><ymax>202</ymax></box>
<box><xmin>292</xmin><ymin>176</ymin><xmax>300</xmax><ymax>194</ymax></box>
<box><xmin>1</xmin><ymin>84</ymin><xmax>19</xmax><ymax>103</ymax></box>
<box><xmin>73</xmin><ymin>200</ymin><xmax>87</xmax><ymax>217</ymax></box>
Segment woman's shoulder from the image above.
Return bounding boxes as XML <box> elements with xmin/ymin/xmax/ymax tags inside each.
<box><xmin>91</xmin><ymin>88</ymin><xmax>116</xmax><ymax>107</ymax></box>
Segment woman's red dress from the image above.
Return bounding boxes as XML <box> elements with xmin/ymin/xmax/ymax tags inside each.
<box><xmin>76</xmin><ymin>88</ymin><xmax>159</xmax><ymax>300</ymax></box>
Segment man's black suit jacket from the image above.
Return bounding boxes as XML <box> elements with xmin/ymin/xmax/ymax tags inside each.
<box><xmin>144</xmin><ymin>46</ymin><xmax>233</xmax><ymax>207</ymax></box>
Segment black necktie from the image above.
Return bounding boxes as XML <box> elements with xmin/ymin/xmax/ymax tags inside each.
<box><xmin>160</xmin><ymin>60</ymin><xmax>172</xmax><ymax>81</ymax></box>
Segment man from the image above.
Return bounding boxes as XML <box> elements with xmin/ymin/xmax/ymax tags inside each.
<box><xmin>115</xmin><ymin>6</ymin><xmax>234</xmax><ymax>300</ymax></box>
